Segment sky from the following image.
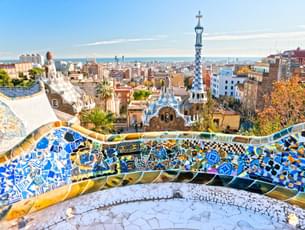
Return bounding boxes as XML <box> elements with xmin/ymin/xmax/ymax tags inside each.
<box><xmin>1</xmin><ymin>0</ymin><xmax>305</xmax><ymax>59</ymax></box>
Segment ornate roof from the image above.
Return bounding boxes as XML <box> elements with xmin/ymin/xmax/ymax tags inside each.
<box><xmin>143</xmin><ymin>85</ymin><xmax>189</xmax><ymax>126</ymax></box>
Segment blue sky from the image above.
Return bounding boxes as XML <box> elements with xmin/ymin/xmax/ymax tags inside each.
<box><xmin>1</xmin><ymin>0</ymin><xmax>305</xmax><ymax>59</ymax></box>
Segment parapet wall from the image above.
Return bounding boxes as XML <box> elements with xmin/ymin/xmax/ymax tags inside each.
<box><xmin>0</xmin><ymin>81</ymin><xmax>42</xmax><ymax>99</ymax></box>
<box><xmin>0</xmin><ymin>82</ymin><xmax>58</xmax><ymax>152</ymax></box>
<box><xmin>0</xmin><ymin>121</ymin><xmax>304</xmax><ymax>221</ymax></box>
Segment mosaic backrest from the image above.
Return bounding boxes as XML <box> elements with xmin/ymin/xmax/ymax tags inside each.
<box><xmin>0</xmin><ymin>122</ymin><xmax>304</xmax><ymax>219</ymax></box>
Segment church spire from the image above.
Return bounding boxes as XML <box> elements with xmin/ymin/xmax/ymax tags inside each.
<box><xmin>189</xmin><ymin>11</ymin><xmax>207</xmax><ymax>104</ymax></box>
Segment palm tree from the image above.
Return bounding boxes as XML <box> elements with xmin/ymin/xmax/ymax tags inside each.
<box><xmin>96</xmin><ymin>80</ymin><xmax>113</xmax><ymax>111</ymax></box>
<box><xmin>80</xmin><ymin>108</ymin><xmax>115</xmax><ymax>134</ymax></box>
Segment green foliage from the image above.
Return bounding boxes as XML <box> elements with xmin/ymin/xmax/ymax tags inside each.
<box><xmin>29</xmin><ymin>67</ymin><xmax>44</xmax><ymax>79</ymax></box>
<box><xmin>184</xmin><ymin>77</ymin><xmax>192</xmax><ymax>90</ymax></box>
<box><xmin>11</xmin><ymin>78</ymin><xmax>35</xmax><ymax>87</ymax></box>
<box><xmin>80</xmin><ymin>108</ymin><xmax>115</xmax><ymax>134</ymax></box>
<box><xmin>221</xmin><ymin>96</ymin><xmax>241</xmax><ymax>111</ymax></box>
<box><xmin>0</xmin><ymin>69</ymin><xmax>35</xmax><ymax>87</ymax></box>
<box><xmin>133</xmin><ymin>89</ymin><xmax>151</xmax><ymax>100</ymax></box>
<box><xmin>0</xmin><ymin>69</ymin><xmax>12</xmax><ymax>87</ymax></box>
<box><xmin>96</xmin><ymin>80</ymin><xmax>114</xmax><ymax>110</ymax></box>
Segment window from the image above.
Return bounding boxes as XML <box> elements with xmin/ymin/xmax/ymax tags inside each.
<box><xmin>230</xmin><ymin>92</ymin><xmax>233</xmax><ymax>96</ymax></box>
<box><xmin>51</xmin><ymin>99</ymin><xmax>58</xmax><ymax>108</ymax></box>
<box><xmin>170</xmin><ymin>114</ymin><xmax>174</xmax><ymax>121</ymax></box>
<box><xmin>161</xmin><ymin>114</ymin><xmax>164</xmax><ymax>121</ymax></box>
<box><xmin>225</xmin><ymin>91</ymin><xmax>227</xmax><ymax>95</ymax></box>
<box><xmin>237</xmin><ymin>81</ymin><xmax>240</xmax><ymax>84</ymax></box>
<box><xmin>184</xmin><ymin>111</ymin><xmax>188</xmax><ymax>115</ymax></box>
<box><xmin>225</xmin><ymin>86</ymin><xmax>227</xmax><ymax>90</ymax></box>
<box><xmin>231</xmin><ymin>81</ymin><xmax>234</xmax><ymax>84</ymax></box>
<box><xmin>213</xmin><ymin>118</ymin><xmax>220</xmax><ymax>127</ymax></box>
<box><xmin>231</xmin><ymin>86</ymin><xmax>233</xmax><ymax>90</ymax></box>
<box><xmin>225</xmin><ymin>80</ymin><xmax>228</xmax><ymax>84</ymax></box>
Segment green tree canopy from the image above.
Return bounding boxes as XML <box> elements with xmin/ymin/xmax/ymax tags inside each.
<box><xmin>80</xmin><ymin>108</ymin><xmax>115</xmax><ymax>134</ymax></box>
<box><xmin>29</xmin><ymin>67</ymin><xmax>44</xmax><ymax>79</ymax></box>
<box><xmin>0</xmin><ymin>69</ymin><xmax>12</xmax><ymax>86</ymax></box>
<box><xmin>96</xmin><ymin>80</ymin><xmax>113</xmax><ymax>111</ymax></box>
<box><xmin>133</xmin><ymin>89</ymin><xmax>151</xmax><ymax>100</ymax></box>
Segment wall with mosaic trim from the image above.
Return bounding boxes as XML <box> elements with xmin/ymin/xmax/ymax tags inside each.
<box><xmin>0</xmin><ymin>82</ymin><xmax>58</xmax><ymax>152</ymax></box>
<box><xmin>0</xmin><ymin>121</ymin><xmax>304</xmax><ymax>221</ymax></box>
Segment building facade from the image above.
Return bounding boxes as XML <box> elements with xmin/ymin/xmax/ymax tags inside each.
<box><xmin>19</xmin><ymin>54</ymin><xmax>44</xmax><ymax>66</ymax></box>
<box><xmin>241</xmin><ymin>59</ymin><xmax>281</xmax><ymax>113</ymax></box>
<box><xmin>211</xmin><ymin>68</ymin><xmax>247</xmax><ymax>98</ymax></box>
<box><xmin>0</xmin><ymin>62</ymin><xmax>33</xmax><ymax>79</ymax></box>
<box><xmin>43</xmin><ymin>52</ymin><xmax>95</xmax><ymax>115</ymax></box>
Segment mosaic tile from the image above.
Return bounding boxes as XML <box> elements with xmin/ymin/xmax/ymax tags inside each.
<box><xmin>0</xmin><ymin>124</ymin><xmax>305</xmax><ymax>212</ymax></box>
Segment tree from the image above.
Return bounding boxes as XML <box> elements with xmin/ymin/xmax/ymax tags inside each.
<box><xmin>128</xmin><ymin>81</ymin><xmax>137</xmax><ymax>88</ymax></box>
<box><xmin>184</xmin><ymin>76</ymin><xmax>192</xmax><ymax>90</ymax></box>
<box><xmin>236</xmin><ymin>65</ymin><xmax>251</xmax><ymax>75</ymax></box>
<box><xmin>0</xmin><ymin>69</ymin><xmax>35</xmax><ymax>88</ymax></box>
<box><xmin>143</xmin><ymin>80</ymin><xmax>153</xmax><ymax>88</ymax></box>
<box><xmin>192</xmin><ymin>90</ymin><xmax>218</xmax><ymax>132</ymax></box>
<box><xmin>96</xmin><ymin>80</ymin><xmax>113</xmax><ymax>111</ymax></box>
<box><xmin>255</xmin><ymin>76</ymin><xmax>305</xmax><ymax>135</ymax></box>
<box><xmin>0</xmin><ymin>69</ymin><xmax>12</xmax><ymax>87</ymax></box>
<box><xmin>133</xmin><ymin>89</ymin><xmax>151</xmax><ymax>100</ymax></box>
<box><xmin>29</xmin><ymin>67</ymin><xmax>44</xmax><ymax>79</ymax></box>
<box><xmin>80</xmin><ymin>108</ymin><xmax>115</xmax><ymax>134</ymax></box>
<box><xmin>222</xmin><ymin>96</ymin><xmax>241</xmax><ymax>111</ymax></box>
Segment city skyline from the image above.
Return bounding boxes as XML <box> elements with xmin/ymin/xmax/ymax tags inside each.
<box><xmin>1</xmin><ymin>0</ymin><xmax>305</xmax><ymax>59</ymax></box>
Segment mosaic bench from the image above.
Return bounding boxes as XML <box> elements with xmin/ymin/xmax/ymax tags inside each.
<box><xmin>0</xmin><ymin>81</ymin><xmax>42</xmax><ymax>99</ymax></box>
<box><xmin>0</xmin><ymin>121</ymin><xmax>304</xmax><ymax>221</ymax></box>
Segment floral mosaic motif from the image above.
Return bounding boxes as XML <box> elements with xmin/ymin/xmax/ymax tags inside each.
<box><xmin>241</xmin><ymin>133</ymin><xmax>305</xmax><ymax>191</ymax></box>
<box><xmin>0</xmin><ymin>127</ymin><xmax>305</xmax><ymax>207</ymax></box>
<box><xmin>0</xmin><ymin>101</ymin><xmax>26</xmax><ymax>145</ymax></box>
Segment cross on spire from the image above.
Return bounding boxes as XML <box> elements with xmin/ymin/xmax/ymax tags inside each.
<box><xmin>196</xmin><ymin>11</ymin><xmax>202</xmax><ymax>25</ymax></box>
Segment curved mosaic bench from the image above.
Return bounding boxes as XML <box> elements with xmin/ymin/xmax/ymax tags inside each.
<box><xmin>0</xmin><ymin>81</ymin><xmax>42</xmax><ymax>99</ymax></box>
<box><xmin>0</xmin><ymin>121</ymin><xmax>305</xmax><ymax>221</ymax></box>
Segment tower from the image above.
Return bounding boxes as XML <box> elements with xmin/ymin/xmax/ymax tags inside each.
<box><xmin>189</xmin><ymin>11</ymin><xmax>207</xmax><ymax>104</ymax></box>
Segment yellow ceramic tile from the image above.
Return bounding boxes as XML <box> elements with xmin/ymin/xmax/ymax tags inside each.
<box><xmin>137</xmin><ymin>171</ymin><xmax>162</xmax><ymax>184</ymax></box>
<box><xmin>122</xmin><ymin>172</ymin><xmax>143</xmax><ymax>185</ymax></box>
<box><xmin>63</xmin><ymin>181</ymin><xmax>90</xmax><ymax>201</ymax></box>
<box><xmin>5</xmin><ymin>198</ymin><xmax>35</xmax><ymax>221</ymax></box>
<box><xmin>265</xmin><ymin>186</ymin><xmax>298</xmax><ymax>201</ymax></box>
<box><xmin>29</xmin><ymin>185</ymin><xmax>70</xmax><ymax>213</ymax></box>
<box><xmin>104</xmin><ymin>174</ymin><xmax>124</xmax><ymax>189</ymax></box>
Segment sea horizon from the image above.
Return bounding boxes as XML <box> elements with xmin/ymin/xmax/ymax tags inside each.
<box><xmin>0</xmin><ymin>56</ymin><xmax>261</xmax><ymax>64</ymax></box>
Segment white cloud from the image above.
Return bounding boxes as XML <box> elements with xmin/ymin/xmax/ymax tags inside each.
<box><xmin>205</xmin><ymin>30</ymin><xmax>305</xmax><ymax>41</ymax></box>
<box><xmin>76</xmin><ymin>36</ymin><xmax>166</xmax><ymax>47</ymax></box>
<box><xmin>184</xmin><ymin>28</ymin><xmax>305</xmax><ymax>42</ymax></box>
<box><xmin>184</xmin><ymin>29</ymin><xmax>270</xmax><ymax>37</ymax></box>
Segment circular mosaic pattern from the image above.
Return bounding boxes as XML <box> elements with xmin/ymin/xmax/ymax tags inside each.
<box><xmin>206</xmin><ymin>150</ymin><xmax>220</xmax><ymax>165</ymax></box>
<box><xmin>217</xmin><ymin>162</ymin><xmax>233</xmax><ymax>175</ymax></box>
